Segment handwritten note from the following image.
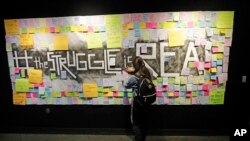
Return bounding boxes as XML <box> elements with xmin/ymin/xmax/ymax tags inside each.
<box><xmin>28</xmin><ymin>69</ymin><xmax>43</xmax><ymax>83</ymax></box>
<box><xmin>4</xmin><ymin>19</ymin><xmax>19</xmax><ymax>35</ymax></box>
<box><xmin>86</xmin><ymin>33</ymin><xmax>103</xmax><ymax>49</ymax></box>
<box><xmin>105</xmin><ymin>15</ymin><xmax>121</xmax><ymax>31</ymax></box>
<box><xmin>13</xmin><ymin>92</ymin><xmax>26</xmax><ymax>105</ymax></box>
<box><xmin>15</xmin><ymin>79</ymin><xmax>29</xmax><ymax>92</ymax></box>
<box><xmin>83</xmin><ymin>83</ymin><xmax>98</xmax><ymax>98</ymax></box>
<box><xmin>168</xmin><ymin>29</ymin><xmax>184</xmax><ymax>47</ymax></box>
<box><xmin>54</xmin><ymin>35</ymin><xmax>69</xmax><ymax>50</ymax></box>
<box><xmin>216</xmin><ymin>11</ymin><xmax>234</xmax><ymax>28</ymax></box>
<box><xmin>106</xmin><ymin>32</ymin><xmax>122</xmax><ymax>48</ymax></box>
<box><xmin>20</xmin><ymin>34</ymin><xmax>34</xmax><ymax>48</ymax></box>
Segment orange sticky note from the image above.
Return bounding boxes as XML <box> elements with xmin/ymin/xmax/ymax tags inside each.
<box><xmin>20</xmin><ymin>34</ymin><xmax>34</xmax><ymax>48</ymax></box>
<box><xmin>13</xmin><ymin>92</ymin><xmax>26</xmax><ymax>105</ymax></box>
<box><xmin>83</xmin><ymin>83</ymin><xmax>98</xmax><ymax>98</ymax></box>
<box><xmin>54</xmin><ymin>35</ymin><xmax>69</xmax><ymax>50</ymax></box>
<box><xmin>4</xmin><ymin>19</ymin><xmax>19</xmax><ymax>35</ymax></box>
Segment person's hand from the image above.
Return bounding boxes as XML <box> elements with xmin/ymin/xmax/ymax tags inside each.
<box><xmin>124</xmin><ymin>66</ymin><xmax>135</xmax><ymax>73</ymax></box>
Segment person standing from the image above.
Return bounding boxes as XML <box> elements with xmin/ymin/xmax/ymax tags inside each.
<box><xmin>123</xmin><ymin>56</ymin><xmax>153</xmax><ymax>141</ymax></box>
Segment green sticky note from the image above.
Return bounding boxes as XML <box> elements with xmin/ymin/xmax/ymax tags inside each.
<box><xmin>153</xmin><ymin>80</ymin><xmax>158</xmax><ymax>85</ymax></box>
<box><xmin>168</xmin><ymin>77</ymin><xmax>175</xmax><ymax>84</ymax></box>
<box><xmin>98</xmin><ymin>92</ymin><xmax>103</xmax><ymax>97</ymax></box>
<box><xmin>21</xmin><ymin>28</ymin><xmax>27</xmax><ymax>34</ymax></box>
<box><xmin>118</xmin><ymin>92</ymin><xmax>124</xmax><ymax>97</ymax></box>
<box><xmin>50</xmin><ymin>72</ymin><xmax>57</xmax><ymax>80</ymax></box>
<box><xmin>127</xmin><ymin>92</ymin><xmax>133</xmax><ymax>97</ymax></box>
<box><xmin>6</xmin><ymin>43</ymin><xmax>12</xmax><ymax>51</ymax></box>
<box><xmin>98</xmin><ymin>86</ymin><xmax>103</xmax><ymax>92</ymax></box>
<box><xmin>156</xmin><ymin>77</ymin><xmax>163</xmax><ymax>83</ymax></box>
<box><xmin>209</xmin><ymin>90</ymin><xmax>225</xmax><ymax>104</ymax></box>
<box><xmin>20</xmin><ymin>69</ymin><xmax>26</xmax><ymax>78</ymax></box>
<box><xmin>188</xmin><ymin>61</ymin><xmax>194</xmax><ymax>68</ymax></box>
<box><xmin>15</xmin><ymin>78</ymin><xmax>29</xmax><ymax>92</ymax></box>
<box><xmin>192</xmin><ymin>91</ymin><xmax>198</xmax><ymax>97</ymax></box>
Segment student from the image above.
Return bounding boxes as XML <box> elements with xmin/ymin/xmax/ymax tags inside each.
<box><xmin>123</xmin><ymin>56</ymin><xmax>152</xmax><ymax>141</ymax></box>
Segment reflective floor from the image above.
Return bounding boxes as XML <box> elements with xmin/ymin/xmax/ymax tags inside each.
<box><xmin>0</xmin><ymin>134</ymin><xmax>229</xmax><ymax>141</ymax></box>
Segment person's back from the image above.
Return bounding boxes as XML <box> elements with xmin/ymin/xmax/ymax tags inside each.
<box><xmin>124</xmin><ymin>56</ymin><xmax>153</xmax><ymax>141</ymax></box>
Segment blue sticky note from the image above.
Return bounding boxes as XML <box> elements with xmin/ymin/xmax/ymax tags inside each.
<box><xmin>217</xmin><ymin>60</ymin><xmax>223</xmax><ymax>65</ymax></box>
<box><xmin>180</xmin><ymin>91</ymin><xmax>186</xmax><ymax>97</ymax></box>
<box><xmin>210</xmin><ymin>74</ymin><xmax>217</xmax><ymax>80</ymax></box>
<box><xmin>212</xmin><ymin>61</ymin><xmax>217</xmax><ymax>67</ymax></box>
<box><xmin>134</xmin><ymin>29</ymin><xmax>141</xmax><ymax>37</ymax></box>
<box><xmin>204</xmin><ymin>74</ymin><xmax>210</xmax><ymax>80</ymax></box>
<box><xmin>198</xmin><ymin>90</ymin><xmax>203</xmax><ymax>96</ymax></box>
<box><xmin>134</xmin><ymin>22</ymin><xmax>139</xmax><ymax>29</ymax></box>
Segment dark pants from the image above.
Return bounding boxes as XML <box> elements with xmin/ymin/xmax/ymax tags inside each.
<box><xmin>131</xmin><ymin>98</ymin><xmax>148</xmax><ymax>141</ymax></box>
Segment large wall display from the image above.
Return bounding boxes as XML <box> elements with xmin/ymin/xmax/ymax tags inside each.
<box><xmin>4</xmin><ymin>11</ymin><xmax>234</xmax><ymax>105</ymax></box>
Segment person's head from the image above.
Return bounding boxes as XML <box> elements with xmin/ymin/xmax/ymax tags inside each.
<box><xmin>132</xmin><ymin>56</ymin><xmax>145</xmax><ymax>73</ymax></box>
<box><xmin>132</xmin><ymin>56</ymin><xmax>151</xmax><ymax>80</ymax></box>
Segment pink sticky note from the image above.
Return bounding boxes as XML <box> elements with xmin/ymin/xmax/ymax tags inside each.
<box><xmin>146</xmin><ymin>22</ymin><xmax>152</xmax><ymax>28</ymax></box>
<box><xmin>186</xmin><ymin>91</ymin><xmax>192</xmax><ymax>97</ymax></box>
<box><xmin>151</xmin><ymin>22</ymin><xmax>157</xmax><ymax>28</ymax></box>
<box><xmin>212</xmin><ymin>47</ymin><xmax>218</xmax><ymax>53</ymax></box>
<box><xmin>15</xmin><ymin>68</ymin><xmax>20</xmax><ymax>74</ymax></box>
<box><xmin>26</xmin><ymin>93</ymin><xmax>32</xmax><ymax>98</ymax></box>
<box><xmin>113</xmin><ymin>91</ymin><xmax>118</xmax><ymax>97</ymax></box>
<box><xmin>187</xmin><ymin>21</ymin><xmax>194</xmax><ymax>28</ymax></box>
<box><xmin>202</xmin><ymin>84</ymin><xmax>209</xmax><ymax>90</ymax></box>
<box><xmin>204</xmin><ymin>90</ymin><xmax>209</xmax><ymax>96</ymax></box>
<box><xmin>32</xmin><ymin>93</ymin><xmax>38</xmax><ymax>98</ymax></box>
<box><xmin>212</xmin><ymin>79</ymin><xmax>218</xmax><ymax>85</ymax></box>
<box><xmin>156</xmin><ymin>91</ymin><xmax>163</xmax><ymax>97</ymax></box>
<box><xmin>50</xmin><ymin>27</ymin><xmax>55</xmax><ymax>33</ymax></box>
<box><xmin>162</xmin><ymin>85</ymin><xmax>168</xmax><ymax>91</ymax></box>
<box><xmin>87</xmin><ymin>26</ymin><xmax>93</xmax><ymax>32</ymax></box>
<box><xmin>61</xmin><ymin>91</ymin><xmax>66</xmax><ymax>97</ymax></box>
<box><xmin>204</xmin><ymin>62</ymin><xmax>211</xmax><ymax>68</ymax></box>
<box><xmin>194</xmin><ymin>61</ymin><xmax>200</xmax><ymax>67</ymax></box>
<box><xmin>174</xmin><ymin>91</ymin><xmax>180</xmax><ymax>97</ymax></box>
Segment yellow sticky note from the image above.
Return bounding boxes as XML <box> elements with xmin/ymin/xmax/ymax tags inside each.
<box><xmin>83</xmin><ymin>83</ymin><xmax>98</xmax><ymax>98</ymax></box>
<box><xmin>168</xmin><ymin>29</ymin><xmax>185</xmax><ymax>47</ymax></box>
<box><xmin>211</xmin><ymin>68</ymin><xmax>217</xmax><ymax>73</ymax></box>
<box><xmin>216</xmin><ymin>11</ymin><xmax>234</xmax><ymax>28</ymax></box>
<box><xmin>163</xmin><ymin>22</ymin><xmax>176</xmax><ymax>28</ymax></box>
<box><xmin>122</xmin><ymin>31</ymin><xmax>128</xmax><ymax>37</ymax></box>
<box><xmin>54</xmin><ymin>35</ymin><xmax>69</xmax><ymax>50</ymax></box>
<box><xmin>217</xmin><ymin>53</ymin><xmax>224</xmax><ymax>59</ymax></box>
<box><xmin>13</xmin><ymin>92</ymin><xmax>26</xmax><ymax>105</ymax></box>
<box><xmin>20</xmin><ymin>34</ymin><xmax>34</xmax><ymax>48</ymax></box>
<box><xmin>28</xmin><ymin>69</ymin><xmax>43</xmax><ymax>83</ymax></box>
<box><xmin>127</xmin><ymin>22</ymin><xmax>134</xmax><ymax>29</ymax></box>
<box><xmin>106</xmin><ymin>32</ymin><xmax>122</xmax><ymax>48</ymax></box>
<box><xmin>55</xmin><ymin>26</ymin><xmax>61</xmax><ymax>33</ymax></box>
<box><xmin>185</xmin><ymin>98</ymin><xmax>191</xmax><ymax>104</ymax></box>
<box><xmin>168</xmin><ymin>92</ymin><xmax>174</xmax><ymax>97</ymax></box>
<box><xmin>105</xmin><ymin>15</ymin><xmax>121</xmax><ymax>31</ymax></box>
<box><xmin>173</xmin><ymin>12</ymin><xmax>180</xmax><ymax>21</ymax></box>
<box><xmin>180</xmin><ymin>76</ymin><xmax>188</xmax><ymax>84</ymax></box>
<box><xmin>139</xmin><ymin>22</ymin><xmax>146</xmax><ymax>29</ymax></box>
<box><xmin>4</xmin><ymin>19</ymin><xmax>19</xmax><ymax>35</ymax></box>
<box><xmin>15</xmin><ymin>79</ymin><xmax>30</xmax><ymax>92</ymax></box>
<box><xmin>86</xmin><ymin>33</ymin><xmax>103</xmax><ymax>49</ymax></box>
<box><xmin>28</xmin><ymin>28</ymin><xmax>34</xmax><ymax>34</ymax></box>
<box><xmin>70</xmin><ymin>26</ymin><xmax>78</xmax><ymax>32</ymax></box>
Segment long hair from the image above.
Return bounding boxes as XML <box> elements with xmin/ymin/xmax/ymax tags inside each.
<box><xmin>132</xmin><ymin>56</ymin><xmax>151</xmax><ymax>80</ymax></box>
